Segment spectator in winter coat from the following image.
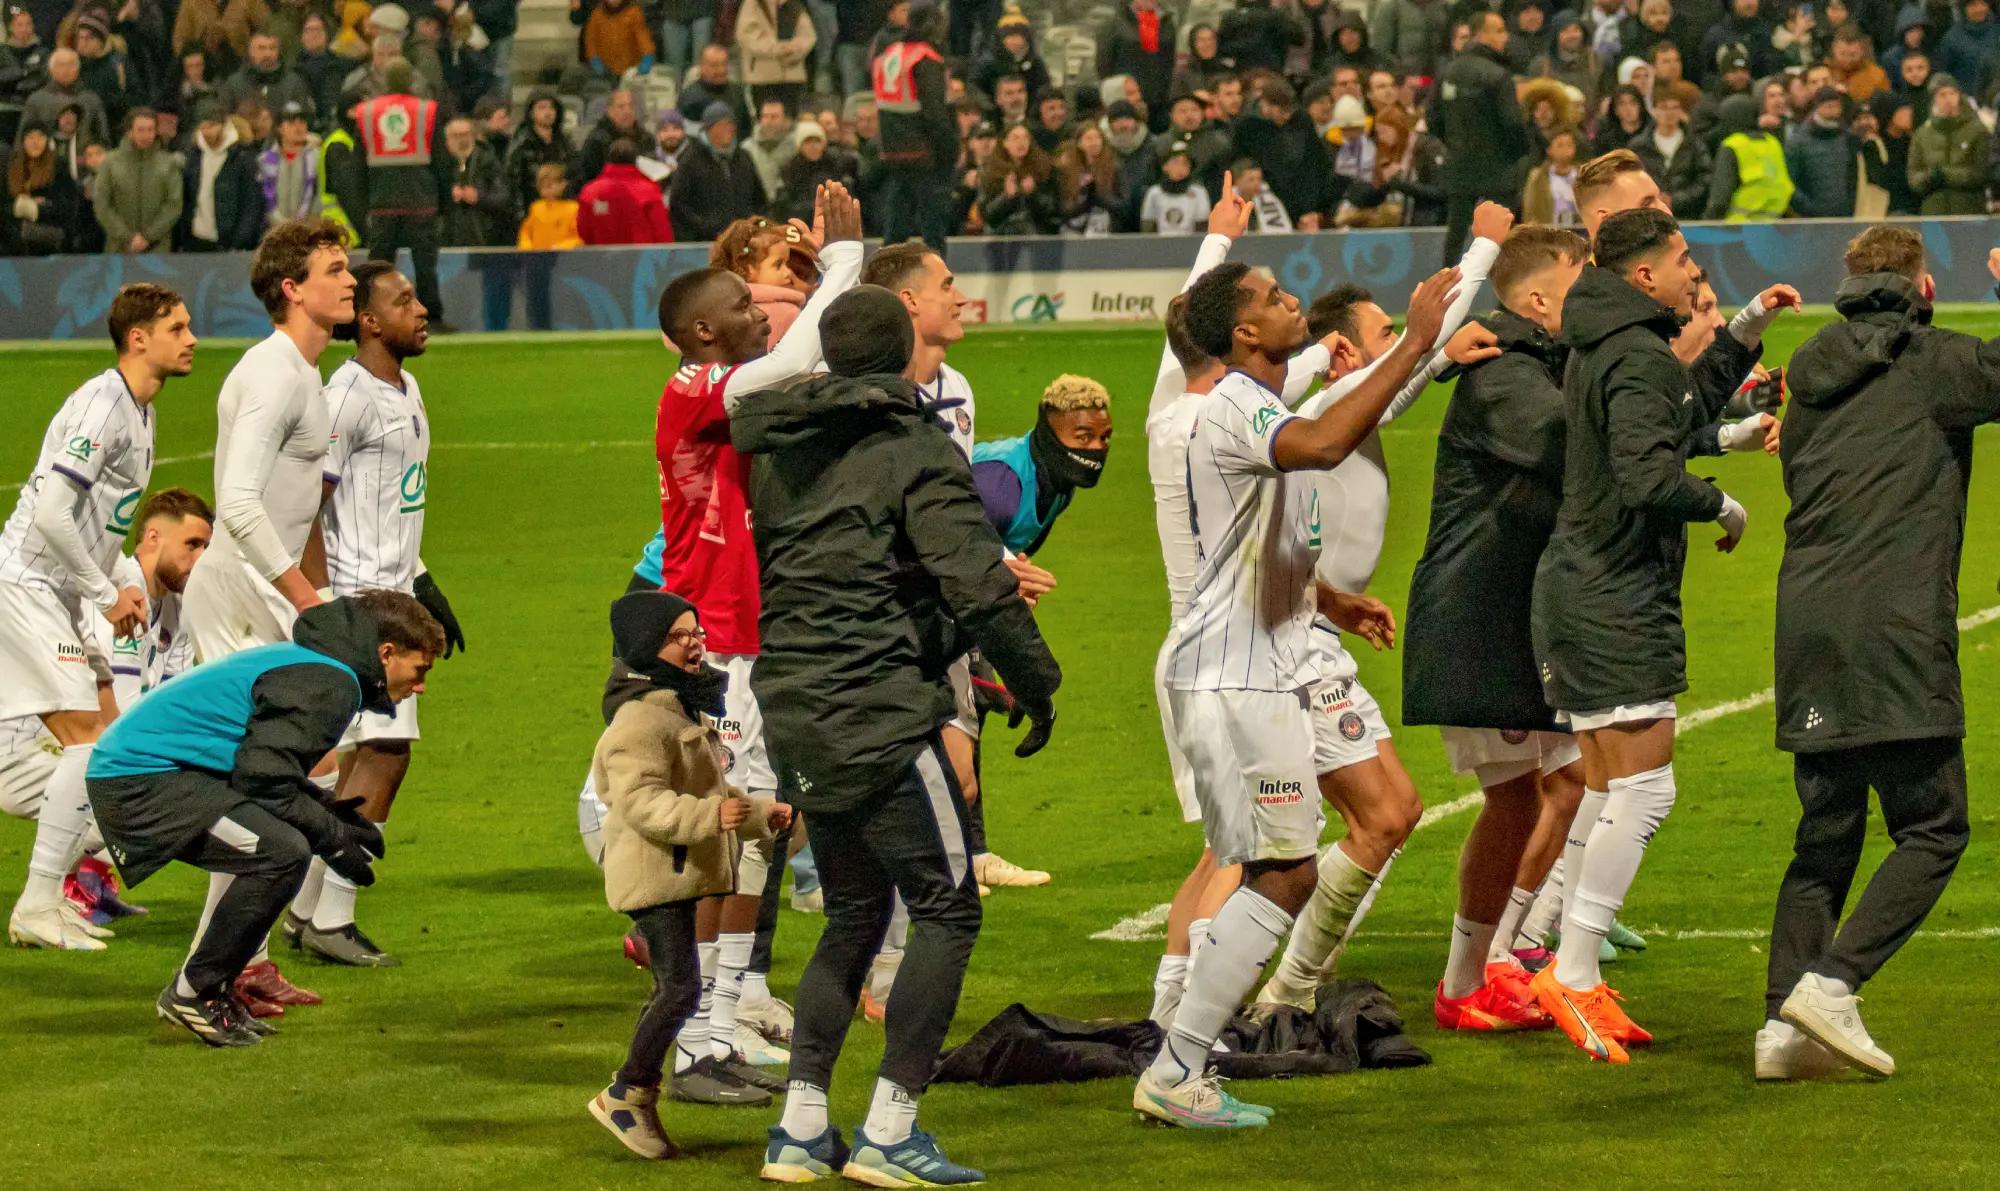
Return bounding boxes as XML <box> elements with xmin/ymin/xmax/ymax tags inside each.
<box><xmin>735</xmin><ymin>0</ymin><xmax>815</xmax><ymax>114</ymax></box>
<box><xmin>1533</xmin><ymin>16</ymin><xmax>1602</xmax><ymax>112</ymax></box>
<box><xmin>776</xmin><ymin>120</ymin><xmax>850</xmax><ymax>222</ymax></box>
<box><xmin>1787</xmin><ymin>86</ymin><xmax>1861</xmax><ymax>215</ymax></box>
<box><xmin>5</xmin><ymin>117</ymin><xmax>78</xmax><ymax>253</ymax></box>
<box><xmin>175</xmin><ymin>98</ymin><xmax>262</xmax><ymax>250</ymax></box>
<box><xmin>258</xmin><ymin>101</ymin><xmax>320</xmax><ymax>226</ymax></box>
<box><xmin>295</xmin><ymin>13</ymin><xmax>345</xmax><ymax>127</ymax></box>
<box><xmin>1521</xmin><ymin>125</ymin><xmax>1585</xmax><ymax>222</ymax></box>
<box><xmin>584</xmin><ymin>0</ymin><xmax>654</xmax><ymax>80</ymax></box>
<box><xmin>1141</xmin><ymin>91</ymin><xmax>1229</xmax><ymax>197</ymax></box>
<box><xmin>1231</xmin><ymin>76</ymin><xmax>1336</xmax><ymax>227</ymax></box>
<box><xmin>0</xmin><ymin>7</ymin><xmax>50</xmax><ymax>103</ymax></box>
<box><xmin>220</xmin><ymin>30</ymin><xmax>314</xmax><ymax>119</ymax></box>
<box><xmin>1097</xmin><ymin>0</ymin><xmax>1177</xmax><ymax>130</ymax></box>
<box><xmin>172</xmin><ymin>0</ymin><xmax>268</xmax><ymax>63</ymax></box>
<box><xmin>1136</xmin><ymin>140</ymin><xmax>1210</xmax><ymax>231</ymax></box>
<box><xmin>1907</xmin><ymin>73</ymin><xmax>1990</xmax><ymax>212</ymax></box>
<box><xmin>1881</xmin><ymin>9</ymin><xmax>1930</xmax><ymax>81</ymax></box>
<box><xmin>1632</xmin><ymin>90</ymin><xmax>1713</xmax><ymax>212</ymax></box>
<box><xmin>578</xmin><ymin>137</ymin><xmax>672</xmax><ymax>243</ymax></box>
<box><xmin>972</xmin><ymin>8</ymin><xmax>1050</xmax><ymax>104</ymax></box>
<box><xmin>1705</xmin><ymin>90</ymin><xmax>1797</xmax><ymax>217</ymax></box>
<box><xmin>70</xmin><ymin>12</ymin><xmax>126</xmax><ymax>127</ymax></box>
<box><xmin>1057</xmin><ymin>122</ymin><xmax>1127</xmax><ymax>234</ymax></box>
<box><xmin>1893</xmin><ymin>44</ymin><xmax>1934</xmax><ymax>94</ymax></box>
<box><xmin>23</xmin><ymin>48</ymin><xmax>108</xmax><ymax>146</ymax></box>
<box><xmin>1170</xmin><ymin>23</ymin><xmax>1235</xmax><ymax>96</ymax></box>
<box><xmin>579</xmin><ymin>88</ymin><xmax>641</xmax><ymax>185</ymax></box>
<box><xmin>668</xmin><ymin>104</ymin><xmax>768</xmax><ymax>242</ymax></box>
<box><xmin>508</xmin><ymin>87</ymin><xmax>577</xmax><ymax>221</ymax></box>
<box><xmin>1702</xmin><ymin>0</ymin><xmax>1782</xmax><ymax>79</ymax></box>
<box><xmin>977</xmin><ymin>119</ymin><xmax>1057</xmax><ymax>232</ymax></box>
<box><xmin>1828</xmin><ymin>23</ymin><xmax>1893</xmax><ymax>99</ymax></box>
<box><xmin>1327</xmin><ymin>12</ymin><xmax>1393</xmax><ymax>78</ymax></box>
<box><xmin>1219</xmin><ymin>0</ymin><xmax>1305</xmax><ymax>75</ymax></box>
<box><xmin>743</xmin><ymin>97</ymin><xmax>800</xmax><ymax>200</ymax></box>
<box><xmin>1935</xmin><ymin>0</ymin><xmax>2000</xmax><ymax>99</ymax></box>
<box><xmin>94</xmin><ymin>109</ymin><xmax>182</xmax><ymax>252</ymax></box>
<box><xmin>1371</xmin><ymin>0</ymin><xmax>1450</xmax><ymax>78</ymax></box>
<box><xmin>678</xmin><ymin>43</ymin><xmax>754</xmax><ymax>129</ymax></box>
<box><xmin>441</xmin><ymin>115</ymin><xmax>512</xmax><ymax>245</ymax></box>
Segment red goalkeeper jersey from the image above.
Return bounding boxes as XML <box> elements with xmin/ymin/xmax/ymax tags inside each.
<box><xmin>654</xmin><ymin>361</ymin><xmax>760</xmax><ymax>656</ymax></box>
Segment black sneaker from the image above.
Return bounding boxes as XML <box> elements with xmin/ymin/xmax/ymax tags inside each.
<box><xmin>720</xmin><ymin>1052</ymin><xmax>787</xmax><ymax>1094</ymax></box>
<box><xmin>225</xmin><ymin>992</ymin><xmax>279</xmax><ymax>1036</ymax></box>
<box><xmin>301</xmin><ymin>922</ymin><xmax>401</xmax><ymax>967</ymax></box>
<box><xmin>156</xmin><ymin>985</ymin><xmax>261</xmax><ymax>1047</ymax></box>
<box><xmin>670</xmin><ymin>1054</ymin><xmax>773</xmax><ymax>1106</ymax></box>
<box><xmin>279</xmin><ymin>909</ymin><xmax>309</xmax><ymax>950</ymax></box>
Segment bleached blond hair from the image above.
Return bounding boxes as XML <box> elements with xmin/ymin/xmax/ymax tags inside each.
<box><xmin>1039</xmin><ymin>374</ymin><xmax>1110</xmax><ymax>412</ymax></box>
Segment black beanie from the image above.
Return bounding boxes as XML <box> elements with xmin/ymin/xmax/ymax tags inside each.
<box><xmin>609</xmin><ymin>589</ymin><xmax>697</xmax><ymax>673</ymax></box>
<box><xmin>822</xmin><ymin>284</ymin><xmax>915</xmax><ymax>378</ymax></box>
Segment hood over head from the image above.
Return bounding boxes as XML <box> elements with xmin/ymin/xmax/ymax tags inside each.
<box><xmin>1714</xmin><ymin>91</ymin><xmax>1761</xmax><ymax>137</ymax></box>
<box><xmin>1787</xmin><ymin>272</ymin><xmax>1932</xmax><ymax>408</ymax></box>
<box><xmin>292</xmin><ymin>598</ymin><xmax>393</xmax><ymax>714</ymax></box>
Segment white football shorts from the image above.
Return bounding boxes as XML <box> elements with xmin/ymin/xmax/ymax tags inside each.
<box><xmin>1167</xmin><ymin>686</ymin><xmax>1323</xmax><ymax>868</ymax></box>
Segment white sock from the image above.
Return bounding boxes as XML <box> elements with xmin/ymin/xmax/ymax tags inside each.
<box><xmin>742</xmin><ymin>969</ymin><xmax>771</xmax><ymax>1005</ymax></box>
<box><xmin>1186</xmin><ymin>916</ymin><xmax>1213</xmax><ymax>973</ymax></box>
<box><xmin>709</xmin><ymin>931</ymin><xmax>754</xmax><ymax>1059</ymax></box>
<box><xmin>1443</xmin><ymin>915</ymin><xmax>1499</xmax><ymax>999</ymax></box>
<box><xmin>21</xmin><ymin>744</ymin><xmax>92</xmax><ymax>907</ymax></box>
<box><xmin>1262</xmin><ymin>845</ymin><xmax>1376</xmax><ymax>1004</ymax></box>
<box><xmin>1518</xmin><ymin>858</ymin><xmax>1566</xmax><ymax>949</ymax></box>
<box><xmin>1149</xmin><ymin>953</ymin><xmax>1190</xmax><ymax>1028</ymax></box>
<box><xmin>290</xmin><ymin>856</ymin><xmax>328</xmax><ymax>922</ymax></box>
<box><xmin>1558</xmin><ymin>766</ymin><xmax>1675</xmax><ymax>991</ymax></box>
<box><xmin>862</xmin><ymin>1077</ymin><xmax>919</xmax><ymax>1145</ymax></box>
<box><xmin>312</xmin><ymin>870</ymin><xmax>359</xmax><ymax>931</ymax></box>
<box><xmin>1336</xmin><ymin>846</ymin><xmax>1398</xmax><ymax>956</ymax></box>
<box><xmin>674</xmin><ymin>941</ymin><xmax>718</xmax><ymax>1073</ymax></box>
<box><xmin>1490</xmin><ymin>886</ymin><xmax>1536</xmax><ymax>963</ymax></box>
<box><xmin>1145</xmin><ymin>887</ymin><xmax>1293</xmax><ymax>1087</ymax></box>
<box><xmin>175</xmin><ymin>966</ymin><xmax>199</xmax><ymax>998</ymax></box>
<box><xmin>779</xmin><ymin>1081</ymin><xmax>829</xmax><ymax>1138</ymax></box>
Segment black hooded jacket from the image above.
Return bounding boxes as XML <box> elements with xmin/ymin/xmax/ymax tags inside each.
<box><xmin>731</xmin><ymin>373</ymin><xmax>1061</xmax><ymax>813</ymax></box>
<box><xmin>507</xmin><ymin>87</ymin><xmax>580</xmax><ymax>220</ymax></box>
<box><xmin>1774</xmin><ymin>274</ymin><xmax>2000</xmax><ymax>753</ymax></box>
<box><xmin>1531</xmin><ymin>265</ymin><xmax>1757</xmax><ymax>712</ymax></box>
<box><xmin>87</xmin><ymin>600</ymin><xmax>391</xmax><ymax>885</ymax></box>
<box><xmin>1404</xmin><ymin>309</ymin><xmax>1570</xmax><ymax>731</ymax></box>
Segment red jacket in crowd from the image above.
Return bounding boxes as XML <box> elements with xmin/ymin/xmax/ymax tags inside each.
<box><xmin>577</xmin><ymin>163</ymin><xmax>673</xmax><ymax>244</ymax></box>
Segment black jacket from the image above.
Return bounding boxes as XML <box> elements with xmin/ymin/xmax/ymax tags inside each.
<box><xmin>507</xmin><ymin>90</ymin><xmax>579</xmax><ymax>221</ymax></box>
<box><xmin>1531</xmin><ymin>266</ymin><xmax>1756</xmax><ymax>712</ymax></box>
<box><xmin>1774</xmin><ymin>274</ymin><xmax>2000</xmax><ymax>753</ymax></box>
<box><xmin>441</xmin><ymin>142</ymin><xmax>513</xmax><ymax>246</ymax></box>
<box><xmin>1433</xmin><ymin>44</ymin><xmax>1529</xmax><ymax>193</ymax></box>
<box><xmin>667</xmin><ymin>138</ymin><xmax>768</xmax><ymax>243</ymax></box>
<box><xmin>579</xmin><ymin>115</ymin><xmax>643</xmax><ymax>186</ymax></box>
<box><xmin>732</xmin><ymin>373</ymin><xmax>1060</xmax><ymax>812</ymax></box>
<box><xmin>1096</xmin><ymin>4</ymin><xmax>1179</xmax><ymax>109</ymax></box>
<box><xmin>1630</xmin><ymin>128</ymin><xmax>1713</xmax><ymax>217</ymax></box>
<box><xmin>88</xmin><ymin>600</ymin><xmax>391</xmax><ymax>885</ymax></box>
<box><xmin>1218</xmin><ymin>0</ymin><xmax>1304</xmax><ymax>74</ymax></box>
<box><xmin>174</xmin><ymin>135</ymin><xmax>264</xmax><ymax>250</ymax></box>
<box><xmin>1404</xmin><ymin>309</ymin><xmax>1569</xmax><ymax>731</ymax></box>
<box><xmin>1232</xmin><ymin>110</ymin><xmax>1340</xmax><ymax>220</ymax></box>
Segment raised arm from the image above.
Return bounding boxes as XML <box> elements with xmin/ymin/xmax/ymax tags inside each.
<box><xmin>720</xmin><ymin>185</ymin><xmax>864</xmax><ymax>409</ymax></box>
<box><xmin>1150</xmin><ymin>173</ymin><xmax>1251</xmax><ymax>417</ymax></box>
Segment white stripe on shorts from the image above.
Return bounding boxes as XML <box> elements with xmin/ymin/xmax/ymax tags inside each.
<box><xmin>914</xmin><ymin>744</ymin><xmax>968</xmax><ymax>889</ymax></box>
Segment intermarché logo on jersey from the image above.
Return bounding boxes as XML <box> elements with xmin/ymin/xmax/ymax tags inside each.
<box><xmin>1256</xmin><ymin>778</ymin><xmax>1307</xmax><ymax>806</ymax></box>
<box><xmin>399</xmin><ymin>462</ymin><xmax>427</xmax><ymax>513</ymax></box>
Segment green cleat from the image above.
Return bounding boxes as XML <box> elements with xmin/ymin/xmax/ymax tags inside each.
<box><xmin>1607</xmin><ymin>920</ymin><xmax>1648</xmax><ymax>951</ymax></box>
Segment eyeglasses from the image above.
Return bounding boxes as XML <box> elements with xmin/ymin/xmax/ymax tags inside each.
<box><xmin>667</xmin><ymin>627</ymin><xmax>707</xmax><ymax>645</ymax></box>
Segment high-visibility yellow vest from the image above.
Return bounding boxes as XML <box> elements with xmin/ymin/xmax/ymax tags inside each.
<box><xmin>317</xmin><ymin>127</ymin><xmax>355</xmax><ymax>234</ymax></box>
<box><xmin>1721</xmin><ymin>132</ymin><xmax>1794</xmax><ymax>220</ymax></box>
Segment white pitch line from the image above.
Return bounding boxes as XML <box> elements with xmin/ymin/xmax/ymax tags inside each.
<box><xmin>1093</xmin><ymin>601</ymin><xmax>2000</xmax><ymax>943</ymax></box>
<box><xmin>1260</xmin><ymin>926</ymin><xmax>2000</xmax><ymax>943</ymax></box>
<box><xmin>154</xmin><ymin>439</ymin><xmax>651</xmax><ymax>468</ymax></box>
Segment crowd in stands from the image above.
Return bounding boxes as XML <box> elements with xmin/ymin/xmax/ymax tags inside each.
<box><xmin>3</xmin><ymin>0</ymin><xmax>1997</xmax><ymax>257</ymax></box>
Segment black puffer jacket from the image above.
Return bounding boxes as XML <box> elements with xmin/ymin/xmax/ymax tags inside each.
<box><xmin>1433</xmin><ymin>43</ymin><xmax>1529</xmax><ymax>193</ymax></box>
<box><xmin>732</xmin><ymin>373</ymin><xmax>1061</xmax><ymax>812</ymax></box>
<box><xmin>1531</xmin><ymin>265</ymin><xmax>1756</xmax><ymax>712</ymax></box>
<box><xmin>1404</xmin><ymin>309</ymin><xmax>1569</xmax><ymax>731</ymax></box>
<box><xmin>1775</xmin><ymin>274</ymin><xmax>2000</xmax><ymax>753</ymax></box>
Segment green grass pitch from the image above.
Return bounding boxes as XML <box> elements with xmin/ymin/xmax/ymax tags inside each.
<box><xmin>4</xmin><ymin>310</ymin><xmax>2000</xmax><ymax>1188</ymax></box>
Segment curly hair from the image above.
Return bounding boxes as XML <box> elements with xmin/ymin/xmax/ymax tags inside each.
<box><xmin>1040</xmin><ymin>374</ymin><xmax>1111</xmax><ymax>413</ymax></box>
<box><xmin>708</xmin><ymin>216</ymin><xmax>820</xmax><ymax>285</ymax></box>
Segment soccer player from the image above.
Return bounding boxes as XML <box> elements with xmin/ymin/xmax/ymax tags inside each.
<box><xmin>1761</xmin><ymin>226</ymin><xmax>2000</xmax><ymax>1080</ymax></box>
<box><xmin>970</xmin><ymin>374</ymin><xmax>1113</xmax><ymax>552</ymax></box>
<box><xmin>87</xmin><ymin>593</ymin><xmax>441</xmax><ymax>1046</ymax></box>
<box><xmin>648</xmin><ymin>181</ymin><xmax>863</xmax><ymax>1105</ymax></box>
<box><xmin>2</xmin><ymin>283</ymin><xmax>194</xmax><ymax>951</ymax></box>
<box><xmin>1526</xmin><ymin>208</ymin><xmax>1785</xmax><ymax>1063</ymax></box>
<box><xmin>1402</xmin><ymin>225</ymin><xmax>1592</xmax><ymax>1031</ymax></box>
<box><xmin>1137</xmin><ymin>262</ymin><xmax>1461</xmax><ymax>1128</ymax></box>
<box><xmin>1252</xmin><ymin>208</ymin><xmax>1510</xmax><ymax>1011</ymax></box>
<box><xmin>291</xmin><ymin>261</ymin><xmax>463</xmax><ymax>967</ymax></box>
<box><xmin>181</xmin><ymin>216</ymin><xmax>355</xmax><ymax>1014</ymax></box>
<box><xmin>740</xmin><ymin>284</ymin><xmax>1061</xmax><ymax>1185</ymax></box>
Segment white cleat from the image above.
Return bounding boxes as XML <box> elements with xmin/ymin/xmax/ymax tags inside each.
<box><xmin>59</xmin><ymin>900</ymin><xmax>113</xmax><ymax>940</ymax></box>
<box><xmin>1781</xmin><ymin>973</ymin><xmax>1895</xmax><ymax>1077</ymax></box>
<box><xmin>788</xmin><ymin>887</ymin><xmax>824</xmax><ymax>914</ymax></box>
<box><xmin>1754</xmin><ymin>1022</ymin><xmax>1849</xmax><ymax>1081</ymax></box>
<box><xmin>735</xmin><ymin>1022</ymin><xmax>791</xmax><ymax>1067</ymax></box>
<box><xmin>738</xmin><ymin>995</ymin><xmax>794</xmax><ymax>1044</ymax></box>
<box><xmin>8</xmin><ymin>902</ymin><xmax>108</xmax><ymax>951</ymax></box>
<box><xmin>973</xmin><ymin>852</ymin><xmax>1050</xmax><ymax>888</ymax></box>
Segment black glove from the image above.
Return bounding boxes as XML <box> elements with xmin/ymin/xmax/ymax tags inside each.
<box><xmin>1008</xmin><ymin>698</ymin><xmax>1056</xmax><ymax>759</ymax></box>
<box><xmin>413</xmin><ymin>571</ymin><xmax>465</xmax><ymax>657</ymax></box>
<box><xmin>330</xmin><ymin>796</ymin><xmax>385</xmax><ymax>859</ymax></box>
<box><xmin>323</xmin><ymin>827</ymin><xmax>378</xmax><ymax>887</ymax></box>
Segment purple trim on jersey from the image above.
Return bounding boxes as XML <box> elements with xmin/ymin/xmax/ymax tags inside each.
<box><xmin>971</xmin><ymin>458</ymin><xmax>1021</xmax><ymax>539</ymax></box>
<box><xmin>1264</xmin><ymin>413</ymin><xmax>1301</xmax><ymax>471</ymax></box>
<box><xmin>111</xmin><ymin>666</ymin><xmax>142</xmax><ymax>676</ymax></box>
<box><xmin>50</xmin><ymin>463</ymin><xmax>93</xmax><ymax>490</ymax></box>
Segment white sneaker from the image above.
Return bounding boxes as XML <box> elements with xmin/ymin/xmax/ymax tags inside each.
<box><xmin>734</xmin><ymin>1021</ymin><xmax>790</xmax><ymax>1066</ymax></box>
<box><xmin>1754</xmin><ymin>1022</ymin><xmax>1848</xmax><ymax>1081</ymax></box>
<box><xmin>1781</xmin><ymin>973</ymin><xmax>1895</xmax><ymax>1077</ymax></box>
<box><xmin>1132</xmin><ymin>1070</ymin><xmax>1271</xmax><ymax>1129</ymax></box>
<box><xmin>789</xmin><ymin>887</ymin><xmax>824</xmax><ymax>914</ymax></box>
<box><xmin>8</xmin><ymin>902</ymin><xmax>108</xmax><ymax>951</ymax></box>
<box><xmin>59</xmin><ymin>900</ymin><xmax>113</xmax><ymax>940</ymax></box>
<box><xmin>737</xmin><ymin>994</ymin><xmax>794</xmax><ymax>1043</ymax></box>
<box><xmin>973</xmin><ymin>852</ymin><xmax>1050</xmax><ymax>887</ymax></box>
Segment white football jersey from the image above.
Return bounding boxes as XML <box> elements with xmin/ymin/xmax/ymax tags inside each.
<box><xmin>1166</xmin><ymin>370</ymin><xmax>1322</xmax><ymax>693</ymax></box>
<box><xmin>1147</xmin><ymin>390</ymin><xmax>1203</xmax><ymax>620</ymax></box>
<box><xmin>916</xmin><ymin>361</ymin><xmax>977</xmax><ymax>460</ymax></box>
<box><xmin>321</xmin><ymin>358</ymin><xmax>429</xmax><ymax>594</ymax></box>
<box><xmin>88</xmin><ymin>554</ymin><xmax>187</xmax><ymax>709</ymax></box>
<box><xmin>0</xmin><ymin>368</ymin><xmax>154</xmax><ymax>603</ymax></box>
<box><xmin>208</xmin><ymin>330</ymin><xmax>329</xmax><ymax>579</ymax></box>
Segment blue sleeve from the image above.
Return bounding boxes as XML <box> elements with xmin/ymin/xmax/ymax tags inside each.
<box><xmin>970</xmin><ymin>459</ymin><xmax>1022</xmax><ymax>541</ymax></box>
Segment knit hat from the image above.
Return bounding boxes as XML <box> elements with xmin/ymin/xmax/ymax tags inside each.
<box><xmin>1716</xmin><ymin>42</ymin><xmax>1751</xmax><ymax>72</ymax></box>
<box><xmin>1162</xmin><ymin>139</ymin><xmax>1192</xmax><ymax>162</ymax></box>
<box><xmin>75</xmin><ymin>10</ymin><xmax>109</xmax><ymax>40</ymax></box>
<box><xmin>795</xmin><ymin>119</ymin><xmax>825</xmax><ymax>142</ymax></box>
<box><xmin>369</xmin><ymin>3</ymin><xmax>410</xmax><ymax>34</ymax></box>
<box><xmin>658</xmin><ymin>108</ymin><xmax>683</xmax><ymax>129</ymax></box>
<box><xmin>193</xmin><ymin>96</ymin><xmax>227</xmax><ymax>124</ymax></box>
<box><xmin>997</xmin><ymin>5</ymin><xmax>1030</xmax><ymax>34</ymax></box>
<box><xmin>1617</xmin><ymin>56</ymin><xmax>1649</xmax><ymax>87</ymax></box>
<box><xmin>821</xmin><ymin>285</ymin><xmax>915</xmax><ymax>378</ymax></box>
<box><xmin>1929</xmin><ymin>71</ymin><xmax>1962</xmax><ymax>95</ymax></box>
<box><xmin>1810</xmin><ymin>84</ymin><xmax>1845</xmax><ymax>108</ymax></box>
<box><xmin>609</xmin><ymin>590</ymin><xmax>696</xmax><ymax>674</ymax></box>
<box><xmin>277</xmin><ymin>99</ymin><xmax>309</xmax><ymax>122</ymax></box>
<box><xmin>1331</xmin><ymin>94</ymin><xmax>1368</xmax><ymax>128</ymax></box>
<box><xmin>1106</xmin><ymin>99</ymin><xmax>1141</xmax><ymax>123</ymax></box>
<box><xmin>701</xmin><ymin>102</ymin><xmax>735</xmax><ymax>132</ymax></box>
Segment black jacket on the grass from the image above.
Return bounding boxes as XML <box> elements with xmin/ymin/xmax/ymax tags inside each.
<box><xmin>1404</xmin><ymin>309</ymin><xmax>1569</xmax><ymax>732</ymax></box>
<box><xmin>1775</xmin><ymin>274</ymin><xmax>2000</xmax><ymax>754</ymax></box>
<box><xmin>87</xmin><ymin>601</ymin><xmax>393</xmax><ymax>885</ymax></box>
<box><xmin>732</xmin><ymin>373</ymin><xmax>1061</xmax><ymax>813</ymax></box>
<box><xmin>1530</xmin><ymin>265</ymin><xmax>1757</xmax><ymax>713</ymax></box>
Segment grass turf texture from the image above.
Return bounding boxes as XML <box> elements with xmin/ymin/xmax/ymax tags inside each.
<box><xmin>5</xmin><ymin>312</ymin><xmax>2000</xmax><ymax>1188</ymax></box>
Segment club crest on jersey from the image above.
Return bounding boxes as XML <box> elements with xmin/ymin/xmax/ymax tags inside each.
<box><xmin>955</xmin><ymin>409</ymin><xmax>971</xmax><ymax>435</ymax></box>
<box><xmin>1501</xmin><ymin>728</ymin><xmax>1530</xmax><ymax>744</ymax></box>
<box><xmin>54</xmin><ymin>642</ymin><xmax>88</xmax><ymax>665</ymax></box>
<box><xmin>1256</xmin><ymin>778</ymin><xmax>1307</xmax><ymax>805</ymax></box>
<box><xmin>64</xmin><ymin>434</ymin><xmax>100</xmax><ymax>463</ymax></box>
<box><xmin>399</xmin><ymin>461</ymin><xmax>427</xmax><ymax>513</ymax></box>
<box><xmin>1338</xmin><ymin>712</ymin><xmax>1367</xmax><ymax>742</ymax></box>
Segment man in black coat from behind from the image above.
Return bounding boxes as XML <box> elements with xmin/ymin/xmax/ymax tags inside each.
<box><xmin>1433</xmin><ymin>11</ymin><xmax>1528</xmax><ymax>263</ymax></box>
<box><xmin>733</xmin><ymin>284</ymin><xmax>1059</xmax><ymax>1183</ymax></box>
<box><xmin>1760</xmin><ymin>225</ymin><xmax>2000</xmax><ymax>1082</ymax></box>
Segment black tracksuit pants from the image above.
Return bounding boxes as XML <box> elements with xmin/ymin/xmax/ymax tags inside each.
<box><xmin>368</xmin><ymin>212</ymin><xmax>445</xmax><ymax>323</ymax></box>
<box><xmin>790</xmin><ymin>734</ymin><xmax>981</xmax><ymax>1093</ymax></box>
<box><xmin>618</xmin><ymin>898</ymin><xmax>702</xmax><ymax>1088</ymax></box>
<box><xmin>160</xmin><ymin>789</ymin><xmax>314</xmax><ymax>996</ymax></box>
<box><xmin>1765</xmin><ymin>737</ymin><xmax>1970</xmax><ymax>1019</ymax></box>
